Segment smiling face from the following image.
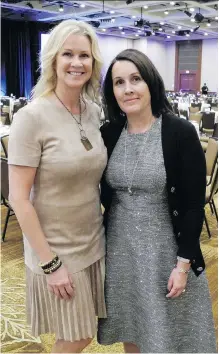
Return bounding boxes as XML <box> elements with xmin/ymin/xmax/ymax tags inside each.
<box><xmin>55</xmin><ymin>33</ymin><xmax>93</xmax><ymax>91</ymax></box>
<box><xmin>112</xmin><ymin>60</ymin><xmax>152</xmax><ymax>117</ymax></box>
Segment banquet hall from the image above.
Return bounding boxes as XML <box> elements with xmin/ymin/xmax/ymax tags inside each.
<box><xmin>1</xmin><ymin>1</ymin><xmax>218</xmax><ymax>353</ymax></box>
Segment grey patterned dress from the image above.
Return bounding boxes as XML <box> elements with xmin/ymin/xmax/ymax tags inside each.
<box><xmin>98</xmin><ymin>117</ymin><xmax>217</xmax><ymax>353</ymax></box>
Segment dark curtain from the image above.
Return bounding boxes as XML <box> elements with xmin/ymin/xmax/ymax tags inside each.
<box><xmin>1</xmin><ymin>20</ymin><xmax>52</xmax><ymax>98</ymax></box>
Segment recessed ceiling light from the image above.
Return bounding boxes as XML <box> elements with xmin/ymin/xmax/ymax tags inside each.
<box><xmin>110</xmin><ymin>10</ymin><xmax>115</xmax><ymax>14</ymax></box>
<box><xmin>160</xmin><ymin>22</ymin><xmax>164</xmax><ymax>25</ymax></box>
<box><xmin>121</xmin><ymin>31</ymin><xmax>125</xmax><ymax>34</ymax></box>
<box><xmin>152</xmin><ymin>32</ymin><xmax>156</xmax><ymax>35</ymax></box>
<box><xmin>190</xmin><ymin>29</ymin><xmax>194</xmax><ymax>32</ymax></box>
<box><xmin>135</xmin><ymin>34</ymin><xmax>139</xmax><ymax>37</ymax></box>
<box><xmin>143</xmin><ymin>5</ymin><xmax>148</xmax><ymax>9</ymax></box>
<box><xmin>132</xmin><ymin>15</ymin><xmax>136</xmax><ymax>18</ymax></box>
<box><xmin>204</xmin><ymin>32</ymin><xmax>208</xmax><ymax>36</ymax></box>
<box><xmin>191</xmin><ymin>18</ymin><xmax>195</xmax><ymax>22</ymax></box>
<box><xmin>59</xmin><ymin>4</ymin><xmax>64</xmax><ymax>12</ymax></box>
<box><xmin>178</xmin><ymin>26</ymin><xmax>182</xmax><ymax>29</ymax></box>
<box><xmin>119</xmin><ymin>26</ymin><xmax>123</xmax><ymax>29</ymax></box>
<box><xmin>164</xmin><ymin>11</ymin><xmax>169</xmax><ymax>15</ymax></box>
<box><xmin>172</xmin><ymin>30</ymin><xmax>176</xmax><ymax>33</ymax></box>
<box><xmin>137</xmin><ymin>30</ymin><xmax>142</xmax><ymax>33</ymax></box>
<box><xmin>186</xmin><ymin>34</ymin><xmax>190</xmax><ymax>37</ymax></box>
<box><xmin>111</xmin><ymin>18</ymin><xmax>115</xmax><ymax>22</ymax></box>
<box><xmin>190</xmin><ymin>8</ymin><xmax>195</xmax><ymax>12</ymax></box>
<box><xmin>80</xmin><ymin>3</ymin><xmax>85</xmax><ymax>7</ymax></box>
<box><xmin>167</xmin><ymin>35</ymin><xmax>171</xmax><ymax>38</ymax></box>
<box><xmin>102</xmin><ymin>28</ymin><xmax>106</xmax><ymax>31</ymax></box>
<box><xmin>215</xmin><ymin>16</ymin><xmax>218</xmax><ymax>20</ymax></box>
<box><xmin>207</xmin><ymin>20</ymin><xmax>211</xmax><ymax>26</ymax></box>
<box><xmin>170</xmin><ymin>1</ymin><xmax>175</xmax><ymax>5</ymax></box>
<box><xmin>159</xmin><ymin>27</ymin><xmax>163</xmax><ymax>31</ymax></box>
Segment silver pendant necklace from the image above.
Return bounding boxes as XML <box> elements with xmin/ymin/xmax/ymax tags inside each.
<box><xmin>54</xmin><ymin>91</ymin><xmax>93</xmax><ymax>151</ymax></box>
<box><xmin>124</xmin><ymin>121</ymin><xmax>152</xmax><ymax>195</ymax></box>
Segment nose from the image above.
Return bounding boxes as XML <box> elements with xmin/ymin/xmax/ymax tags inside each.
<box><xmin>70</xmin><ymin>56</ymin><xmax>83</xmax><ymax>67</ymax></box>
<box><xmin>124</xmin><ymin>83</ymin><xmax>134</xmax><ymax>95</ymax></box>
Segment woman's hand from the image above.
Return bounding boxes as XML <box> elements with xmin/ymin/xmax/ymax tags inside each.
<box><xmin>46</xmin><ymin>264</ymin><xmax>75</xmax><ymax>300</ymax></box>
<box><xmin>166</xmin><ymin>267</ymin><xmax>188</xmax><ymax>299</ymax></box>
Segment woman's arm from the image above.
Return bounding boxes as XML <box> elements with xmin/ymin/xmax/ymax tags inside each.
<box><xmin>9</xmin><ymin>165</ymin><xmax>54</xmax><ymax>263</ymax></box>
<box><xmin>9</xmin><ymin>164</ymin><xmax>74</xmax><ymax>301</ymax></box>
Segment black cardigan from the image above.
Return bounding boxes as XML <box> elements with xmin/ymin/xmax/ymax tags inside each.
<box><xmin>100</xmin><ymin>112</ymin><xmax>207</xmax><ymax>277</ymax></box>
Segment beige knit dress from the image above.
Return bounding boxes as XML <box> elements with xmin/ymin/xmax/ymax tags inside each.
<box><xmin>8</xmin><ymin>94</ymin><xmax>107</xmax><ymax>341</ymax></box>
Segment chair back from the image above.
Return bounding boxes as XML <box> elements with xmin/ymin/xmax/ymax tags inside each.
<box><xmin>205</xmin><ymin>138</ymin><xmax>218</xmax><ymax>178</ymax></box>
<box><xmin>208</xmin><ymin>164</ymin><xmax>218</xmax><ymax>203</ymax></box>
<box><xmin>191</xmin><ymin>102</ymin><xmax>201</xmax><ymax>110</ymax></box>
<box><xmin>213</xmin><ymin>123</ymin><xmax>218</xmax><ymax>139</ymax></box>
<box><xmin>1</xmin><ymin>135</ymin><xmax>9</xmax><ymax>158</ymax></box>
<box><xmin>1</xmin><ymin>157</ymin><xmax>9</xmax><ymax>202</ymax></box>
<box><xmin>179</xmin><ymin>109</ymin><xmax>188</xmax><ymax>120</ymax></box>
<box><xmin>202</xmin><ymin>111</ymin><xmax>215</xmax><ymax>130</ymax></box>
<box><xmin>189</xmin><ymin>106</ymin><xmax>199</xmax><ymax>113</ymax></box>
<box><xmin>188</xmin><ymin>112</ymin><xmax>202</xmax><ymax>125</ymax></box>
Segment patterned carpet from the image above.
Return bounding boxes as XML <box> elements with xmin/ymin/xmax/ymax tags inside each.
<box><xmin>1</xmin><ymin>203</ymin><xmax>218</xmax><ymax>353</ymax></box>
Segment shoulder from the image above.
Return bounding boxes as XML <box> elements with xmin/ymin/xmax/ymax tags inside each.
<box><xmin>85</xmin><ymin>100</ymin><xmax>102</xmax><ymax>126</ymax></box>
<box><xmin>162</xmin><ymin>111</ymin><xmax>198</xmax><ymax>138</ymax></box>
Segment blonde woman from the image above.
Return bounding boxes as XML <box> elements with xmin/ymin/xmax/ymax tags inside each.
<box><xmin>8</xmin><ymin>20</ymin><xmax>107</xmax><ymax>353</ymax></box>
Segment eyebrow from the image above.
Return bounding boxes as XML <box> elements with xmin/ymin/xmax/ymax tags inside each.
<box><xmin>62</xmin><ymin>48</ymin><xmax>90</xmax><ymax>53</ymax></box>
<box><xmin>112</xmin><ymin>72</ymin><xmax>140</xmax><ymax>80</ymax></box>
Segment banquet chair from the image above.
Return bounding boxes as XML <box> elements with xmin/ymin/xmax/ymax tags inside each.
<box><xmin>179</xmin><ymin>109</ymin><xmax>188</xmax><ymax>120</ymax></box>
<box><xmin>204</xmin><ymin>165</ymin><xmax>218</xmax><ymax>238</ymax></box>
<box><xmin>1</xmin><ymin>157</ymin><xmax>15</xmax><ymax>242</ymax></box>
<box><xmin>189</xmin><ymin>106</ymin><xmax>200</xmax><ymax>114</ymax></box>
<box><xmin>1</xmin><ymin>134</ymin><xmax>9</xmax><ymax>158</ymax></box>
<box><xmin>188</xmin><ymin>112</ymin><xmax>202</xmax><ymax>126</ymax></box>
<box><xmin>205</xmin><ymin>138</ymin><xmax>218</xmax><ymax>185</ymax></box>
<box><xmin>201</xmin><ymin>111</ymin><xmax>216</xmax><ymax>135</ymax></box>
<box><xmin>191</xmin><ymin>102</ymin><xmax>202</xmax><ymax>110</ymax></box>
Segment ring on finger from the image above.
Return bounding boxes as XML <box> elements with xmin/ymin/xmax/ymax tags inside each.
<box><xmin>182</xmin><ymin>289</ymin><xmax>186</xmax><ymax>293</ymax></box>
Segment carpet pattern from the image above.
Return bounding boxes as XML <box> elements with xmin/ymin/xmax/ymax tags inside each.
<box><xmin>1</xmin><ymin>203</ymin><xmax>217</xmax><ymax>353</ymax></box>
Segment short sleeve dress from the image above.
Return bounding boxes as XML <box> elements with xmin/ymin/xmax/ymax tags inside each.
<box><xmin>8</xmin><ymin>94</ymin><xmax>107</xmax><ymax>342</ymax></box>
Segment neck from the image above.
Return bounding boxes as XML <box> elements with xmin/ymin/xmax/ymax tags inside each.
<box><xmin>127</xmin><ymin>107</ymin><xmax>156</xmax><ymax>134</ymax></box>
<box><xmin>54</xmin><ymin>83</ymin><xmax>82</xmax><ymax>113</ymax></box>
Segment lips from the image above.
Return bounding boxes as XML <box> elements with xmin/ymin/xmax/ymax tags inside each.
<box><xmin>124</xmin><ymin>98</ymin><xmax>139</xmax><ymax>102</ymax></box>
<box><xmin>68</xmin><ymin>72</ymin><xmax>85</xmax><ymax>76</ymax></box>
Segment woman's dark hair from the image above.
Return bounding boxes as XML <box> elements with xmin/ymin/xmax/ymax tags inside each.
<box><xmin>102</xmin><ymin>49</ymin><xmax>173</xmax><ymax>124</ymax></box>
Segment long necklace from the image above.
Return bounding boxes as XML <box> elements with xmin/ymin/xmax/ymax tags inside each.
<box><xmin>54</xmin><ymin>91</ymin><xmax>93</xmax><ymax>151</ymax></box>
<box><xmin>124</xmin><ymin>121</ymin><xmax>152</xmax><ymax>196</ymax></box>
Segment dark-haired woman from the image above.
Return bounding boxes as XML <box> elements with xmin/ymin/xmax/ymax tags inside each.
<box><xmin>97</xmin><ymin>49</ymin><xmax>216</xmax><ymax>353</ymax></box>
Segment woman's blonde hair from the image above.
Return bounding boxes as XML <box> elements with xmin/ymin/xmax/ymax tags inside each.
<box><xmin>31</xmin><ymin>20</ymin><xmax>103</xmax><ymax>102</ymax></box>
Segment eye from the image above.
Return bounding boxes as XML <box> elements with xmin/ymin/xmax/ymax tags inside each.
<box><xmin>80</xmin><ymin>53</ymin><xmax>90</xmax><ymax>58</ymax></box>
<box><xmin>63</xmin><ymin>52</ymin><xmax>72</xmax><ymax>57</ymax></box>
<box><xmin>115</xmin><ymin>79</ymin><xmax>124</xmax><ymax>86</ymax></box>
<box><xmin>132</xmin><ymin>76</ymin><xmax>141</xmax><ymax>82</ymax></box>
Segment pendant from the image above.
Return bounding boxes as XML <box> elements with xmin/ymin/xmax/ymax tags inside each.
<box><xmin>128</xmin><ymin>187</ymin><xmax>133</xmax><ymax>195</ymax></box>
<box><xmin>81</xmin><ymin>137</ymin><xmax>93</xmax><ymax>151</ymax></box>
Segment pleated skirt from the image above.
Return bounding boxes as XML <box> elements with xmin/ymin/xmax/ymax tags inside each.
<box><xmin>26</xmin><ymin>257</ymin><xmax>106</xmax><ymax>342</ymax></box>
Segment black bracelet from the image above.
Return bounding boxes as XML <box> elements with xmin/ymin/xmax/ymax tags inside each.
<box><xmin>40</xmin><ymin>255</ymin><xmax>59</xmax><ymax>270</ymax></box>
<box><xmin>43</xmin><ymin>260</ymin><xmax>62</xmax><ymax>274</ymax></box>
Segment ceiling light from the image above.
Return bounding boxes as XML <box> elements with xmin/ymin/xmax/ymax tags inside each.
<box><xmin>59</xmin><ymin>4</ymin><xmax>64</xmax><ymax>12</ymax></box>
<box><xmin>159</xmin><ymin>28</ymin><xmax>163</xmax><ymax>31</ymax></box>
<box><xmin>160</xmin><ymin>22</ymin><xmax>164</xmax><ymax>25</ymax></box>
<box><xmin>143</xmin><ymin>5</ymin><xmax>148</xmax><ymax>9</ymax></box>
<box><xmin>102</xmin><ymin>28</ymin><xmax>106</xmax><ymax>31</ymax></box>
<box><xmin>167</xmin><ymin>35</ymin><xmax>171</xmax><ymax>38</ymax></box>
<box><xmin>191</xmin><ymin>18</ymin><xmax>195</xmax><ymax>22</ymax></box>
<box><xmin>215</xmin><ymin>16</ymin><xmax>218</xmax><ymax>20</ymax></box>
<box><xmin>80</xmin><ymin>3</ymin><xmax>85</xmax><ymax>7</ymax></box>
<box><xmin>194</xmin><ymin>25</ymin><xmax>200</xmax><ymax>32</ymax></box>
<box><xmin>190</xmin><ymin>8</ymin><xmax>195</xmax><ymax>12</ymax></box>
<box><xmin>111</xmin><ymin>18</ymin><xmax>115</xmax><ymax>22</ymax></box>
<box><xmin>119</xmin><ymin>26</ymin><xmax>123</xmax><ymax>29</ymax></box>
<box><xmin>186</xmin><ymin>34</ymin><xmax>190</xmax><ymax>37</ymax></box>
<box><xmin>190</xmin><ymin>29</ymin><xmax>194</xmax><ymax>32</ymax></box>
<box><xmin>207</xmin><ymin>20</ymin><xmax>211</xmax><ymax>26</ymax></box>
<box><xmin>121</xmin><ymin>31</ymin><xmax>125</xmax><ymax>34</ymax></box>
<box><xmin>164</xmin><ymin>11</ymin><xmax>169</xmax><ymax>15</ymax></box>
<box><xmin>152</xmin><ymin>32</ymin><xmax>156</xmax><ymax>35</ymax></box>
<box><xmin>204</xmin><ymin>32</ymin><xmax>208</xmax><ymax>36</ymax></box>
<box><xmin>137</xmin><ymin>29</ymin><xmax>142</xmax><ymax>33</ymax></box>
<box><xmin>178</xmin><ymin>26</ymin><xmax>182</xmax><ymax>29</ymax></box>
<box><xmin>170</xmin><ymin>1</ymin><xmax>175</xmax><ymax>5</ymax></box>
<box><xmin>132</xmin><ymin>15</ymin><xmax>136</xmax><ymax>18</ymax></box>
<box><xmin>110</xmin><ymin>10</ymin><xmax>115</xmax><ymax>14</ymax></box>
<box><xmin>172</xmin><ymin>30</ymin><xmax>176</xmax><ymax>33</ymax></box>
<box><xmin>135</xmin><ymin>34</ymin><xmax>139</xmax><ymax>36</ymax></box>
<box><xmin>194</xmin><ymin>12</ymin><xmax>204</xmax><ymax>23</ymax></box>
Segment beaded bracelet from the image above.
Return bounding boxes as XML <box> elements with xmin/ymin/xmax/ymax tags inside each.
<box><xmin>39</xmin><ymin>254</ymin><xmax>59</xmax><ymax>270</ymax></box>
<box><xmin>175</xmin><ymin>267</ymin><xmax>190</xmax><ymax>274</ymax></box>
<box><xmin>43</xmin><ymin>260</ymin><xmax>62</xmax><ymax>274</ymax></box>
